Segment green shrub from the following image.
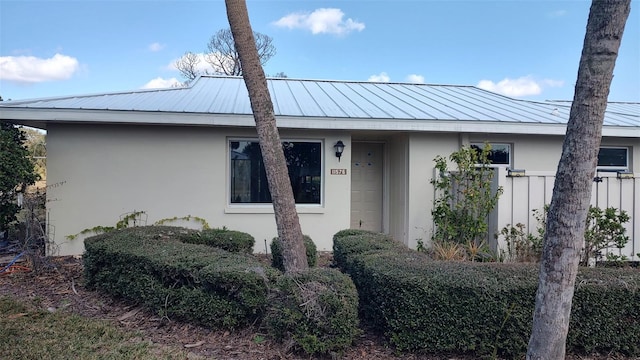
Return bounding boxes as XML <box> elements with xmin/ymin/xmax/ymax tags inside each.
<box><xmin>270</xmin><ymin>235</ymin><xmax>317</xmax><ymax>271</ymax></box>
<box><xmin>333</xmin><ymin>229</ymin><xmax>640</xmax><ymax>358</ymax></box>
<box><xmin>568</xmin><ymin>267</ymin><xmax>640</xmax><ymax>354</ymax></box>
<box><xmin>583</xmin><ymin>206</ymin><xmax>630</xmax><ymax>265</ymax></box>
<box><xmin>179</xmin><ymin>228</ymin><xmax>255</xmax><ymax>253</ymax></box>
<box><xmin>84</xmin><ymin>226</ymin><xmax>275</xmax><ymax>329</ymax></box>
<box><xmin>264</xmin><ymin>268</ymin><xmax>360</xmax><ymax>356</ymax></box>
<box><xmin>430</xmin><ymin>144</ymin><xmax>503</xmax><ymax>246</ymax></box>
<box><xmin>332</xmin><ymin>228</ymin><xmax>381</xmax><ymax>240</ymax></box>
<box><xmin>332</xmin><ymin>230</ymin><xmax>408</xmax><ymax>274</ymax></box>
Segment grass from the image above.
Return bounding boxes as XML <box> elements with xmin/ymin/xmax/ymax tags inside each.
<box><xmin>0</xmin><ymin>296</ymin><xmax>199</xmax><ymax>360</ymax></box>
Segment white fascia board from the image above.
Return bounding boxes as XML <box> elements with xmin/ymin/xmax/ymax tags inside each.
<box><xmin>601</xmin><ymin>126</ymin><xmax>640</xmax><ymax>138</ymax></box>
<box><xmin>0</xmin><ymin>108</ymin><xmax>257</xmax><ymax>127</ymax></box>
<box><xmin>276</xmin><ymin>116</ymin><xmax>640</xmax><ymax>138</ymax></box>
<box><xmin>1</xmin><ymin>108</ymin><xmax>638</xmax><ymax>138</ymax></box>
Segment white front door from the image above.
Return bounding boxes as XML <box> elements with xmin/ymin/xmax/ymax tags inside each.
<box><xmin>350</xmin><ymin>142</ymin><xmax>383</xmax><ymax>232</ymax></box>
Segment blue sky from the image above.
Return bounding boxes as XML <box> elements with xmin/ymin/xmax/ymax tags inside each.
<box><xmin>1</xmin><ymin>0</ymin><xmax>638</xmax><ymax>102</ymax></box>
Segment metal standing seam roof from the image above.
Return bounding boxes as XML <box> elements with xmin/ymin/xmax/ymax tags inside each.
<box><xmin>0</xmin><ymin>75</ymin><xmax>638</xmax><ymax>129</ymax></box>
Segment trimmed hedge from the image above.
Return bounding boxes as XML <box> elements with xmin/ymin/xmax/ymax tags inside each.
<box><xmin>84</xmin><ymin>226</ymin><xmax>276</xmax><ymax>329</ymax></box>
<box><xmin>179</xmin><ymin>228</ymin><xmax>255</xmax><ymax>253</ymax></box>
<box><xmin>264</xmin><ymin>268</ymin><xmax>361</xmax><ymax>356</ymax></box>
<box><xmin>270</xmin><ymin>235</ymin><xmax>317</xmax><ymax>271</ymax></box>
<box><xmin>332</xmin><ymin>229</ymin><xmax>409</xmax><ymax>275</ymax></box>
<box><xmin>333</xmin><ymin>230</ymin><xmax>640</xmax><ymax>358</ymax></box>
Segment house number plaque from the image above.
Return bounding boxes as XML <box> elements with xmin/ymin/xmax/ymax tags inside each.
<box><xmin>331</xmin><ymin>169</ymin><xmax>347</xmax><ymax>175</ymax></box>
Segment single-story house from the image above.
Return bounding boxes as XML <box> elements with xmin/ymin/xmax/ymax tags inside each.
<box><xmin>1</xmin><ymin>76</ymin><xmax>638</xmax><ymax>258</ymax></box>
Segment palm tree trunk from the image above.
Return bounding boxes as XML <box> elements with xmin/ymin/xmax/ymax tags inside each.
<box><xmin>526</xmin><ymin>1</ymin><xmax>630</xmax><ymax>358</ymax></box>
<box><xmin>224</xmin><ymin>0</ymin><xmax>308</xmax><ymax>273</ymax></box>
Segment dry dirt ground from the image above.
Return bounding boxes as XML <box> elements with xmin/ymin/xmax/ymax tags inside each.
<box><xmin>0</xmin><ymin>255</ymin><xmax>631</xmax><ymax>360</ymax></box>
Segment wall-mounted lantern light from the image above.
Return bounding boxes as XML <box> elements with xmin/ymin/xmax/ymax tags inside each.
<box><xmin>507</xmin><ymin>169</ymin><xmax>526</xmax><ymax>177</ymax></box>
<box><xmin>334</xmin><ymin>140</ymin><xmax>346</xmax><ymax>162</ymax></box>
<box><xmin>617</xmin><ymin>171</ymin><xmax>633</xmax><ymax>179</ymax></box>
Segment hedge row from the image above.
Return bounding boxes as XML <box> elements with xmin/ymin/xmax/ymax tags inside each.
<box><xmin>265</xmin><ymin>267</ymin><xmax>360</xmax><ymax>355</ymax></box>
<box><xmin>178</xmin><ymin>228</ymin><xmax>255</xmax><ymax>253</ymax></box>
<box><xmin>333</xmin><ymin>231</ymin><xmax>640</xmax><ymax>357</ymax></box>
<box><xmin>84</xmin><ymin>226</ymin><xmax>276</xmax><ymax>329</ymax></box>
<box><xmin>84</xmin><ymin>226</ymin><xmax>360</xmax><ymax>356</ymax></box>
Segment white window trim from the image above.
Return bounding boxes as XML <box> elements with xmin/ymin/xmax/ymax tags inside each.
<box><xmin>226</xmin><ymin>138</ymin><xmax>325</xmax><ymax>210</ymax></box>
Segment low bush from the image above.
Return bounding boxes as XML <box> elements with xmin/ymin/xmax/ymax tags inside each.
<box><xmin>179</xmin><ymin>228</ymin><xmax>255</xmax><ymax>253</ymax></box>
<box><xmin>332</xmin><ymin>230</ymin><xmax>409</xmax><ymax>274</ymax></box>
<box><xmin>333</xmin><ymin>230</ymin><xmax>640</xmax><ymax>358</ymax></box>
<box><xmin>270</xmin><ymin>235</ymin><xmax>317</xmax><ymax>271</ymax></box>
<box><xmin>84</xmin><ymin>226</ymin><xmax>276</xmax><ymax>329</ymax></box>
<box><xmin>264</xmin><ymin>268</ymin><xmax>361</xmax><ymax>356</ymax></box>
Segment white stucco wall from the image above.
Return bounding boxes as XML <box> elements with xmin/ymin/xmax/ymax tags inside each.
<box><xmin>405</xmin><ymin>132</ymin><xmax>461</xmax><ymax>249</ymax></box>
<box><xmin>466</xmin><ymin>133</ymin><xmax>639</xmax><ymax>172</ymax></box>
<box><xmin>386</xmin><ymin>133</ymin><xmax>410</xmax><ymax>245</ymax></box>
<box><xmin>46</xmin><ymin>123</ymin><xmax>351</xmax><ymax>255</ymax></box>
<box><xmin>45</xmin><ymin>122</ymin><xmax>637</xmax><ymax>256</ymax></box>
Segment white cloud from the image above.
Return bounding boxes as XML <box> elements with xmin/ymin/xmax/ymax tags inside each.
<box><xmin>477</xmin><ymin>75</ymin><xmax>564</xmax><ymax>97</ymax></box>
<box><xmin>548</xmin><ymin>10</ymin><xmax>567</xmax><ymax>18</ymax></box>
<box><xmin>368</xmin><ymin>72</ymin><xmax>390</xmax><ymax>82</ymax></box>
<box><xmin>542</xmin><ymin>79</ymin><xmax>565</xmax><ymax>87</ymax></box>
<box><xmin>0</xmin><ymin>53</ymin><xmax>79</xmax><ymax>83</ymax></box>
<box><xmin>406</xmin><ymin>74</ymin><xmax>425</xmax><ymax>84</ymax></box>
<box><xmin>273</xmin><ymin>8</ymin><xmax>365</xmax><ymax>35</ymax></box>
<box><xmin>148</xmin><ymin>42</ymin><xmax>165</xmax><ymax>52</ymax></box>
<box><xmin>142</xmin><ymin>77</ymin><xmax>182</xmax><ymax>89</ymax></box>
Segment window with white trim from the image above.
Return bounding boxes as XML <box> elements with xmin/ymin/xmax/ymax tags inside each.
<box><xmin>470</xmin><ymin>142</ymin><xmax>511</xmax><ymax>167</ymax></box>
<box><xmin>230</xmin><ymin>140</ymin><xmax>322</xmax><ymax>204</ymax></box>
<box><xmin>597</xmin><ymin>147</ymin><xmax>628</xmax><ymax>171</ymax></box>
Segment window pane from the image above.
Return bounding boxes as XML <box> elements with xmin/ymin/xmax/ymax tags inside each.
<box><xmin>597</xmin><ymin>148</ymin><xmax>627</xmax><ymax>168</ymax></box>
<box><xmin>230</xmin><ymin>141</ymin><xmax>322</xmax><ymax>204</ymax></box>
<box><xmin>470</xmin><ymin>143</ymin><xmax>510</xmax><ymax>165</ymax></box>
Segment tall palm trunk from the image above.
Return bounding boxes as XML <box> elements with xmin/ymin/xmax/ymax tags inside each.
<box><xmin>526</xmin><ymin>1</ymin><xmax>630</xmax><ymax>358</ymax></box>
<box><xmin>224</xmin><ymin>0</ymin><xmax>308</xmax><ymax>273</ymax></box>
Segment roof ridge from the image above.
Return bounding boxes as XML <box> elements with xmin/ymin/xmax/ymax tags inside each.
<box><xmin>200</xmin><ymin>74</ymin><xmax>476</xmax><ymax>88</ymax></box>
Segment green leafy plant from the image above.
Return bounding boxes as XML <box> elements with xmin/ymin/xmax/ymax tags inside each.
<box><xmin>514</xmin><ymin>205</ymin><xmax>630</xmax><ymax>266</ymax></box>
<box><xmin>0</xmin><ymin>122</ymin><xmax>39</xmax><ymax>237</ymax></box>
<box><xmin>583</xmin><ymin>206</ymin><xmax>630</xmax><ymax>266</ymax></box>
<box><xmin>498</xmin><ymin>223</ymin><xmax>542</xmax><ymax>263</ymax></box>
<box><xmin>66</xmin><ymin>210</ymin><xmax>146</xmax><ymax>240</ymax></box>
<box><xmin>430</xmin><ymin>144</ymin><xmax>503</xmax><ymax>246</ymax></box>
<box><xmin>154</xmin><ymin>215</ymin><xmax>211</xmax><ymax>229</ymax></box>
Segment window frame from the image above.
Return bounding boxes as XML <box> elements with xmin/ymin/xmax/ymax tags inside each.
<box><xmin>228</xmin><ymin>138</ymin><xmax>324</xmax><ymax>207</ymax></box>
<box><xmin>470</xmin><ymin>142</ymin><xmax>512</xmax><ymax>168</ymax></box>
<box><xmin>596</xmin><ymin>146</ymin><xmax>629</xmax><ymax>172</ymax></box>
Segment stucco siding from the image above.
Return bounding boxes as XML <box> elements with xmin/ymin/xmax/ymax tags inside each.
<box><xmin>467</xmin><ymin>133</ymin><xmax>638</xmax><ymax>172</ymax></box>
<box><xmin>386</xmin><ymin>133</ymin><xmax>410</xmax><ymax>245</ymax></box>
<box><xmin>46</xmin><ymin>123</ymin><xmax>351</xmax><ymax>255</ymax></box>
<box><xmin>406</xmin><ymin>133</ymin><xmax>460</xmax><ymax>248</ymax></box>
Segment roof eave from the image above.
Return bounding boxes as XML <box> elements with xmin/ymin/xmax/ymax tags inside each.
<box><xmin>1</xmin><ymin>108</ymin><xmax>638</xmax><ymax>138</ymax></box>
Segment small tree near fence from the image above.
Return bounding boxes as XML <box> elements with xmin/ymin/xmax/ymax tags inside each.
<box><xmin>430</xmin><ymin>144</ymin><xmax>503</xmax><ymax>250</ymax></box>
<box><xmin>584</xmin><ymin>206</ymin><xmax>630</xmax><ymax>264</ymax></box>
<box><xmin>499</xmin><ymin>205</ymin><xmax>630</xmax><ymax>266</ymax></box>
